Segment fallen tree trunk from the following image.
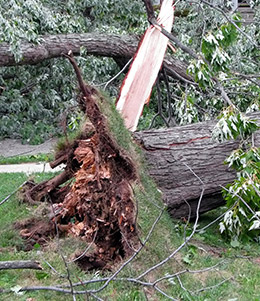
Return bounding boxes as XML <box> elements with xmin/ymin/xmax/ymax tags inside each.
<box><xmin>134</xmin><ymin>112</ymin><xmax>260</xmax><ymax>219</ymax></box>
<box><xmin>0</xmin><ymin>33</ymin><xmax>191</xmax><ymax>82</ymax></box>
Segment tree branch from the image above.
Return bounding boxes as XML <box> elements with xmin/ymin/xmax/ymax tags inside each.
<box><xmin>0</xmin><ymin>260</ymin><xmax>42</xmax><ymax>270</ymax></box>
<box><xmin>142</xmin><ymin>0</ymin><xmax>156</xmax><ymax>21</ymax></box>
<box><xmin>0</xmin><ymin>33</ymin><xmax>192</xmax><ymax>82</ymax></box>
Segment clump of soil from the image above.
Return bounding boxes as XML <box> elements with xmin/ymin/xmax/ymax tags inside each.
<box><xmin>14</xmin><ymin>218</ymin><xmax>55</xmax><ymax>251</ymax></box>
<box><xmin>19</xmin><ymin>54</ymin><xmax>139</xmax><ymax>270</ymax></box>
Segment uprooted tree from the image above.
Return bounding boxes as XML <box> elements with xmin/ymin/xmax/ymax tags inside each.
<box><xmin>21</xmin><ymin>53</ymin><xmax>139</xmax><ymax>270</ymax></box>
<box><xmin>1</xmin><ymin>1</ymin><xmax>260</xmax><ymax>300</ymax></box>
<box><xmin>1</xmin><ymin>0</ymin><xmax>260</xmax><ymax>253</ymax></box>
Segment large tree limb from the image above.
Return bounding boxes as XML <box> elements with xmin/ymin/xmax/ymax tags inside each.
<box><xmin>0</xmin><ymin>33</ymin><xmax>192</xmax><ymax>81</ymax></box>
<box><xmin>134</xmin><ymin>112</ymin><xmax>260</xmax><ymax>219</ymax></box>
<box><xmin>0</xmin><ymin>34</ymin><xmax>136</xmax><ymax>67</ymax></box>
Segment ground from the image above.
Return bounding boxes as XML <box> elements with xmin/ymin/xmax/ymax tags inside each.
<box><xmin>0</xmin><ymin>139</ymin><xmax>57</xmax><ymax>158</ymax></box>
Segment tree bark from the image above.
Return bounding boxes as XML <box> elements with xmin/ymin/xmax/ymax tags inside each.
<box><xmin>0</xmin><ymin>33</ymin><xmax>192</xmax><ymax>82</ymax></box>
<box><xmin>0</xmin><ymin>260</ymin><xmax>42</xmax><ymax>270</ymax></box>
<box><xmin>134</xmin><ymin>112</ymin><xmax>260</xmax><ymax>219</ymax></box>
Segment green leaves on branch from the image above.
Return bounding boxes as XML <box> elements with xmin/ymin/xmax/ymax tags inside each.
<box><xmin>219</xmin><ymin>162</ymin><xmax>260</xmax><ymax>241</ymax></box>
<box><xmin>213</xmin><ymin>108</ymin><xmax>260</xmax><ymax>242</ymax></box>
<box><xmin>0</xmin><ymin>0</ymin><xmax>88</xmax><ymax>62</ymax></box>
<box><xmin>202</xmin><ymin>18</ymin><xmax>240</xmax><ymax>70</ymax></box>
<box><xmin>225</xmin><ymin>148</ymin><xmax>260</xmax><ymax>173</ymax></box>
<box><xmin>212</xmin><ymin>107</ymin><xmax>259</xmax><ymax>141</ymax></box>
<box><xmin>187</xmin><ymin>15</ymin><xmax>241</xmax><ymax>89</ymax></box>
<box><xmin>187</xmin><ymin>59</ymin><xmax>213</xmax><ymax>89</ymax></box>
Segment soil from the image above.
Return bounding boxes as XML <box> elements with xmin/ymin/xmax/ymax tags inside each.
<box><xmin>14</xmin><ymin>218</ymin><xmax>55</xmax><ymax>251</ymax></box>
<box><xmin>17</xmin><ymin>55</ymin><xmax>139</xmax><ymax>271</ymax></box>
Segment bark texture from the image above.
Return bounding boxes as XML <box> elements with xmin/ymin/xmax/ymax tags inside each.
<box><xmin>134</xmin><ymin>112</ymin><xmax>260</xmax><ymax>219</ymax></box>
<box><xmin>0</xmin><ymin>33</ymin><xmax>192</xmax><ymax>82</ymax></box>
<box><xmin>0</xmin><ymin>260</ymin><xmax>42</xmax><ymax>270</ymax></box>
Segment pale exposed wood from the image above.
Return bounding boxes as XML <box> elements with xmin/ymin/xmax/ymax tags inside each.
<box><xmin>134</xmin><ymin>112</ymin><xmax>260</xmax><ymax>219</ymax></box>
<box><xmin>116</xmin><ymin>0</ymin><xmax>174</xmax><ymax>131</ymax></box>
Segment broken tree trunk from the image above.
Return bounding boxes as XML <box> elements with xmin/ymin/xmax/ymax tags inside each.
<box><xmin>116</xmin><ymin>0</ymin><xmax>174</xmax><ymax>131</ymax></box>
<box><xmin>134</xmin><ymin>112</ymin><xmax>260</xmax><ymax>219</ymax></box>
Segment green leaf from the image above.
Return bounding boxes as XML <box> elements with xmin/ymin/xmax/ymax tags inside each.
<box><xmin>33</xmin><ymin>243</ymin><xmax>41</xmax><ymax>250</ymax></box>
<box><xmin>35</xmin><ymin>271</ymin><xmax>49</xmax><ymax>280</ymax></box>
<box><xmin>230</xmin><ymin>240</ymin><xmax>240</xmax><ymax>248</ymax></box>
<box><xmin>182</xmin><ymin>254</ymin><xmax>192</xmax><ymax>265</ymax></box>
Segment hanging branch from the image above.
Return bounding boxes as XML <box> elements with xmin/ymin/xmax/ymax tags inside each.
<box><xmin>142</xmin><ymin>0</ymin><xmax>156</xmax><ymax>21</ymax></box>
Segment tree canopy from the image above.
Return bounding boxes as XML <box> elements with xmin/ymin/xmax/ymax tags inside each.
<box><xmin>0</xmin><ymin>0</ymin><xmax>259</xmax><ymax>139</ymax></box>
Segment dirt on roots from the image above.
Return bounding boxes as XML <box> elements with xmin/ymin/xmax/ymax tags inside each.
<box><xmin>17</xmin><ymin>54</ymin><xmax>139</xmax><ymax>271</ymax></box>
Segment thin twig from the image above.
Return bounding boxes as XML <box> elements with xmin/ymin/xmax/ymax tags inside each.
<box><xmin>104</xmin><ymin>59</ymin><xmax>132</xmax><ymax>90</ymax></box>
<box><xmin>154</xmin><ymin>285</ymin><xmax>178</xmax><ymax>301</ymax></box>
<box><xmin>193</xmin><ymin>277</ymin><xmax>232</xmax><ymax>294</ymax></box>
<box><xmin>137</xmin><ymin>164</ymin><xmax>205</xmax><ymax>280</ymax></box>
<box><xmin>50</xmin><ymin>199</ymin><xmax>77</xmax><ymax>301</ymax></box>
<box><xmin>95</xmin><ymin>58</ymin><xmax>133</xmax><ymax>90</ymax></box>
<box><xmin>90</xmin><ymin>293</ymin><xmax>104</xmax><ymax>301</ymax></box>
<box><xmin>0</xmin><ymin>181</ymin><xmax>27</xmax><ymax>206</ymax></box>
<box><xmin>67</xmin><ymin>231</ymin><xmax>97</xmax><ymax>263</ymax></box>
<box><xmin>44</xmin><ymin>260</ymin><xmax>67</xmax><ymax>278</ymax></box>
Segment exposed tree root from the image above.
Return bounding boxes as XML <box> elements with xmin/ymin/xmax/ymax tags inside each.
<box><xmin>20</xmin><ymin>53</ymin><xmax>138</xmax><ymax>270</ymax></box>
<box><xmin>15</xmin><ymin>218</ymin><xmax>55</xmax><ymax>251</ymax></box>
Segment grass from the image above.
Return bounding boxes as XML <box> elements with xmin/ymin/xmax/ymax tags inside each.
<box><xmin>0</xmin><ymin>99</ymin><xmax>260</xmax><ymax>300</ymax></box>
<box><xmin>0</xmin><ymin>153</ymin><xmax>54</xmax><ymax>165</ymax></box>
<box><xmin>1</xmin><ymin>171</ymin><xmax>260</xmax><ymax>300</ymax></box>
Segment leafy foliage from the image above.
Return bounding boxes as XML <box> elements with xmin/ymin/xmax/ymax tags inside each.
<box><xmin>213</xmin><ymin>109</ymin><xmax>260</xmax><ymax>241</ymax></box>
<box><xmin>0</xmin><ymin>0</ymin><xmax>146</xmax><ymax>143</ymax></box>
<box><xmin>0</xmin><ymin>0</ymin><xmax>259</xmax><ymax>140</ymax></box>
<box><xmin>212</xmin><ymin>107</ymin><xmax>259</xmax><ymax>141</ymax></box>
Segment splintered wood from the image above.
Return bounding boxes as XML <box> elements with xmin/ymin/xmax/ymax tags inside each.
<box><xmin>116</xmin><ymin>0</ymin><xmax>174</xmax><ymax>131</ymax></box>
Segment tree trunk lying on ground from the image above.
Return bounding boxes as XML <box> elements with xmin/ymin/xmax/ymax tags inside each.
<box><xmin>134</xmin><ymin>112</ymin><xmax>260</xmax><ymax>219</ymax></box>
